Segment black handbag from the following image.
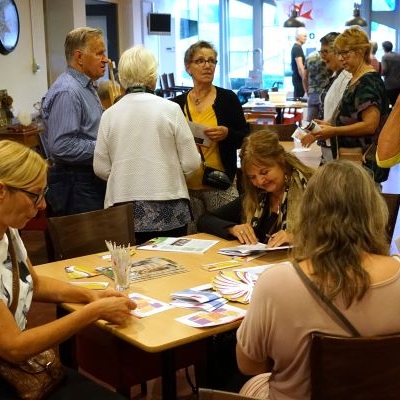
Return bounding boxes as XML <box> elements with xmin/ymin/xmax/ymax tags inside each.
<box><xmin>199</xmin><ymin>147</ymin><xmax>231</xmax><ymax>190</ymax></box>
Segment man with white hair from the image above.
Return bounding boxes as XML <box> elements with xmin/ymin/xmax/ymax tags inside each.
<box><xmin>291</xmin><ymin>27</ymin><xmax>307</xmax><ymax>99</ymax></box>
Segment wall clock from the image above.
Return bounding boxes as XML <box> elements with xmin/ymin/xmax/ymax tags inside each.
<box><xmin>0</xmin><ymin>0</ymin><xmax>20</xmax><ymax>55</ymax></box>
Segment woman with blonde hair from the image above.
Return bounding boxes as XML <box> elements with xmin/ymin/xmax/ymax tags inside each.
<box><xmin>94</xmin><ymin>45</ymin><xmax>200</xmax><ymax>244</ymax></box>
<box><xmin>310</xmin><ymin>26</ymin><xmax>389</xmax><ymax>183</ymax></box>
<box><xmin>237</xmin><ymin>160</ymin><xmax>400</xmax><ymax>399</ymax></box>
<box><xmin>0</xmin><ymin>140</ymin><xmax>136</xmax><ymax>399</ymax></box>
<box><xmin>197</xmin><ymin>130</ymin><xmax>314</xmax><ymax>247</ymax></box>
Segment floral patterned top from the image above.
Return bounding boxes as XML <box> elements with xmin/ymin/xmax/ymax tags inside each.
<box><xmin>333</xmin><ymin>71</ymin><xmax>389</xmax><ymax>153</ymax></box>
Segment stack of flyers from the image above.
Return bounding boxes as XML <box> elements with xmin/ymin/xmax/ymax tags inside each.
<box><xmin>218</xmin><ymin>243</ymin><xmax>291</xmax><ymax>257</ymax></box>
<box><xmin>64</xmin><ymin>265</ymin><xmax>101</xmax><ymax>279</ymax></box>
<box><xmin>170</xmin><ymin>289</ymin><xmax>227</xmax><ymax>311</ymax></box>
<box><xmin>212</xmin><ymin>267</ymin><xmax>269</xmax><ymax>304</ymax></box>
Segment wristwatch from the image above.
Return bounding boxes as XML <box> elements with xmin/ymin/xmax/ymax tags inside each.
<box><xmin>0</xmin><ymin>0</ymin><xmax>20</xmax><ymax>55</ymax></box>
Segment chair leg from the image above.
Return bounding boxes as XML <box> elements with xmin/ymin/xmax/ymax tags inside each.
<box><xmin>140</xmin><ymin>382</ymin><xmax>147</xmax><ymax>395</ymax></box>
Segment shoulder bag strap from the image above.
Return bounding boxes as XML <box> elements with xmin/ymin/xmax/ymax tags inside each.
<box><xmin>6</xmin><ymin>229</ymin><xmax>20</xmax><ymax>316</ymax></box>
<box><xmin>292</xmin><ymin>260</ymin><xmax>361</xmax><ymax>337</ymax></box>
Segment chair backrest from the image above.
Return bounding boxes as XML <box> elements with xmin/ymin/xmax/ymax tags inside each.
<box><xmin>161</xmin><ymin>73</ymin><xmax>170</xmax><ymax>90</ymax></box>
<box><xmin>381</xmin><ymin>193</ymin><xmax>400</xmax><ymax>241</ymax></box>
<box><xmin>47</xmin><ymin>204</ymin><xmax>135</xmax><ymax>260</ymax></box>
<box><xmin>198</xmin><ymin>388</ymin><xmax>257</xmax><ymax>400</ymax></box>
<box><xmin>167</xmin><ymin>72</ymin><xmax>176</xmax><ymax>87</ymax></box>
<box><xmin>250</xmin><ymin>123</ymin><xmax>297</xmax><ymax>141</ymax></box>
<box><xmin>310</xmin><ymin>331</ymin><xmax>400</xmax><ymax>400</ymax></box>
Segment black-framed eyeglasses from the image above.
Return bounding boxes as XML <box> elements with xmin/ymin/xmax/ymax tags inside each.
<box><xmin>335</xmin><ymin>49</ymin><xmax>353</xmax><ymax>58</ymax></box>
<box><xmin>8</xmin><ymin>185</ymin><xmax>48</xmax><ymax>206</ymax></box>
<box><xmin>318</xmin><ymin>49</ymin><xmax>333</xmax><ymax>56</ymax></box>
<box><xmin>191</xmin><ymin>58</ymin><xmax>218</xmax><ymax>67</ymax></box>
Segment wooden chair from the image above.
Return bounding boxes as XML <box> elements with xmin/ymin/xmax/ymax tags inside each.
<box><xmin>245</xmin><ymin>111</ymin><xmax>277</xmax><ymax>125</ymax></box>
<box><xmin>198</xmin><ymin>388</ymin><xmax>257</xmax><ymax>399</ymax></box>
<box><xmin>381</xmin><ymin>193</ymin><xmax>400</xmax><ymax>242</ymax></box>
<box><xmin>250</xmin><ymin>123</ymin><xmax>297</xmax><ymax>141</ymax></box>
<box><xmin>46</xmin><ymin>203</ymin><xmax>135</xmax><ymax>261</ymax></box>
<box><xmin>310</xmin><ymin>331</ymin><xmax>400</xmax><ymax>400</ymax></box>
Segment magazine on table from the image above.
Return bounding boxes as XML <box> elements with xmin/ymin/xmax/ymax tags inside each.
<box><xmin>136</xmin><ymin>237</ymin><xmax>219</xmax><ymax>254</ymax></box>
<box><xmin>218</xmin><ymin>243</ymin><xmax>291</xmax><ymax>257</ymax></box>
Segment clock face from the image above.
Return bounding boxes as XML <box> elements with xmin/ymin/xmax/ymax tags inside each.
<box><xmin>0</xmin><ymin>0</ymin><xmax>20</xmax><ymax>55</ymax></box>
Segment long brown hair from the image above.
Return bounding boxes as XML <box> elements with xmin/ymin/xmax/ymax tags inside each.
<box><xmin>292</xmin><ymin>160</ymin><xmax>389</xmax><ymax>307</ymax></box>
<box><xmin>239</xmin><ymin>130</ymin><xmax>314</xmax><ymax>223</ymax></box>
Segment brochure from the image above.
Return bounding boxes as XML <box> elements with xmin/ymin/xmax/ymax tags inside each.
<box><xmin>136</xmin><ymin>237</ymin><xmax>219</xmax><ymax>254</ymax></box>
<box><xmin>129</xmin><ymin>293</ymin><xmax>173</xmax><ymax>318</ymax></box>
<box><xmin>96</xmin><ymin>257</ymin><xmax>188</xmax><ymax>282</ymax></box>
<box><xmin>218</xmin><ymin>243</ymin><xmax>291</xmax><ymax>257</ymax></box>
<box><xmin>187</xmin><ymin>121</ymin><xmax>211</xmax><ymax>147</ymax></box>
<box><xmin>175</xmin><ymin>304</ymin><xmax>246</xmax><ymax>328</ymax></box>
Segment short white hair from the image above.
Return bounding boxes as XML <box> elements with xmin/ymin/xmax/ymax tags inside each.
<box><xmin>296</xmin><ymin>27</ymin><xmax>307</xmax><ymax>38</ymax></box>
<box><xmin>118</xmin><ymin>45</ymin><xmax>158</xmax><ymax>89</ymax></box>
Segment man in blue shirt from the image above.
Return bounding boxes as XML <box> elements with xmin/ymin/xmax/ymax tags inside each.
<box><xmin>41</xmin><ymin>27</ymin><xmax>108</xmax><ymax>216</ymax></box>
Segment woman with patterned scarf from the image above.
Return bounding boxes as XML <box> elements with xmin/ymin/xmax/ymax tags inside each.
<box><xmin>197</xmin><ymin>130</ymin><xmax>314</xmax><ymax>247</ymax></box>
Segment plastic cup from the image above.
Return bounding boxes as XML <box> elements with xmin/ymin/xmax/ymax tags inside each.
<box><xmin>111</xmin><ymin>251</ymin><xmax>131</xmax><ymax>291</ymax></box>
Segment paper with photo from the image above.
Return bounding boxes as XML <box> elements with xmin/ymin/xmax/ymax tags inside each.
<box><xmin>129</xmin><ymin>293</ymin><xmax>173</xmax><ymax>318</ymax></box>
<box><xmin>188</xmin><ymin>121</ymin><xmax>211</xmax><ymax>147</ymax></box>
<box><xmin>175</xmin><ymin>304</ymin><xmax>246</xmax><ymax>327</ymax></box>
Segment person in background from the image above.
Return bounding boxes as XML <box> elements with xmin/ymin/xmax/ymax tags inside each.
<box><xmin>302</xmin><ymin>50</ymin><xmax>330</xmax><ymax>121</ymax></box>
<box><xmin>96</xmin><ymin>79</ymin><xmax>122</xmax><ymax>109</ymax></box>
<box><xmin>377</xmin><ymin>94</ymin><xmax>400</xmax><ymax>167</ymax></box>
<box><xmin>381</xmin><ymin>40</ymin><xmax>400</xmax><ymax>106</ymax></box>
<box><xmin>41</xmin><ymin>27</ymin><xmax>108</xmax><ymax>217</ymax></box>
<box><xmin>290</xmin><ymin>27</ymin><xmax>307</xmax><ymax>99</ymax></box>
<box><xmin>197</xmin><ymin>130</ymin><xmax>314</xmax><ymax>247</ymax></box>
<box><xmin>237</xmin><ymin>160</ymin><xmax>400</xmax><ymax>400</ymax></box>
<box><xmin>301</xmin><ymin>32</ymin><xmax>352</xmax><ymax>163</ymax></box>
<box><xmin>370</xmin><ymin>41</ymin><xmax>381</xmax><ymax>74</ymax></box>
<box><xmin>307</xmin><ymin>27</ymin><xmax>389</xmax><ymax>183</ymax></box>
<box><xmin>94</xmin><ymin>45</ymin><xmax>200</xmax><ymax>245</ymax></box>
<box><xmin>172</xmin><ymin>40</ymin><xmax>248</xmax><ymax>234</ymax></box>
<box><xmin>0</xmin><ymin>140</ymin><xmax>136</xmax><ymax>399</ymax></box>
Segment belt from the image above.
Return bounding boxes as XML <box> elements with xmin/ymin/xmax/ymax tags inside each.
<box><xmin>52</xmin><ymin>162</ymin><xmax>93</xmax><ymax>172</ymax></box>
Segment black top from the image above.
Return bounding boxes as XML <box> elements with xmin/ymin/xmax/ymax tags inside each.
<box><xmin>172</xmin><ymin>86</ymin><xmax>249</xmax><ymax>181</ymax></box>
<box><xmin>197</xmin><ymin>194</ymin><xmax>280</xmax><ymax>243</ymax></box>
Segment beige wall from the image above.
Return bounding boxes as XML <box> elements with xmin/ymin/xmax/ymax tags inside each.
<box><xmin>0</xmin><ymin>0</ymin><xmax>48</xmax><ymax>117</ymax></box>
<box><xmin>0</xmin><ymin>0</ymin><xmax>139</xmax><ymax>117</ymax></box>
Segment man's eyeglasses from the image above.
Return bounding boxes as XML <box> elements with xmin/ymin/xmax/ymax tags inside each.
<box><xmin>318</xmin><ymin>49</ymin><xmax>333</xmax><ymax>56</ymax></box>
<box><xmin>335</xmin><ymin>49</ymin><xmax>353</xmax><ymax>58</ymax></box>
<box><xmin>191</xmin><ymin>58</ymin><xmax>218</xmax><ymax>67</ymax></box>
<box><xmin>8</xmin><ymin>185</ymin><xmax>48</xmax><ymax>206</ymax></box>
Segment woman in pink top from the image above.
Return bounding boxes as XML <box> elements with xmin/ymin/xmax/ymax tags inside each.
<box><xmin>236</xmin><ymin>160</ymin><xmax>400</xmax><ymax>399</ymax></box>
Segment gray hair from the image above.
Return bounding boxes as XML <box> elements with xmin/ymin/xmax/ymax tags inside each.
<box><xmin>64</xmin><ymin>27</ymin><xmax>103</xmax><ymax>62</ymax></box>
<box><xmin>118</xmin><ymin>45</ymin><xmax>158</xmax><ymax>89</ymax></box>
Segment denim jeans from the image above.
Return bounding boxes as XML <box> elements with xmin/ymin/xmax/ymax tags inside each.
<box><xmin>47</xmin><ymin>164</ymin><xmax>106</xmax><ymax>216</ymax></box>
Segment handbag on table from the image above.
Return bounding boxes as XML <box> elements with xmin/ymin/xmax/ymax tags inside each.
<box><xmin>0</xmin><ymin>229</ymin><xmax>65</xmax><ymax>400</ymax></box>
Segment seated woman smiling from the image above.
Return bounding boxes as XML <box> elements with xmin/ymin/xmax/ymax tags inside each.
<box><xmin>197</xmin><ymin>130</ymin><xmax>314</xmax><ymax>247</ymax></box>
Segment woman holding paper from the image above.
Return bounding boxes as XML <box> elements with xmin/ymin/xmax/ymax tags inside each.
<box><xmin>172</xmin><ymin>40</ymin><xmax>249</xmax><ymax>233</ymax></box>
<box><xmin>197</xmin><ymin>130</ymin><xmax>314</xmax><ymax>247</ymax></box>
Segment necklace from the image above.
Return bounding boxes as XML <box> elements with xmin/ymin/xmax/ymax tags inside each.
<box><xmin>191</xmin><ymin>87</ymin><xmax>212</xmax><ymax>105</ymax></box>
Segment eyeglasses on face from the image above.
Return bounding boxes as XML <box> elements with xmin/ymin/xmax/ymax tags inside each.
<box><xmin>191</xmin><ymin>58</ymin><xmax>218</xmax><ymax>67</ymax></box>
<box><xmin>8</xmin><ymin>185</ymin><xmax>49</xmax><ymax>206</ymax></box>
<box><xmin>318</xmin><ymin>49</ymin><xmax>333</xmax><ymax>56</ymax></box>
<box><xmin>335</xmin><ymin>49</ymin><xmax>353</xmax><ymax>58</ymax></box>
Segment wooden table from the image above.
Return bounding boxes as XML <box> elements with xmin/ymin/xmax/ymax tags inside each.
<box><xmin>243</xmin><ymin>100</ymin><xmax>308</xmax><ymax>124</ymax></box>
<box><xmin>0</xmin><ymin>125</ymin><xmax>41</xmax><ymax>148</ymax></box>
<box><xmin>35</xmin><ymin>233</ymin><xmax>290</xmax><ymax>399</ymax></box>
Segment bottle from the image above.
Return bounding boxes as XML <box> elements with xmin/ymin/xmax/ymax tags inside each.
<box><xmin>250</xmin><ymin>91</ymin><xmax>255</xmax><ymax>103</ymax></box>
